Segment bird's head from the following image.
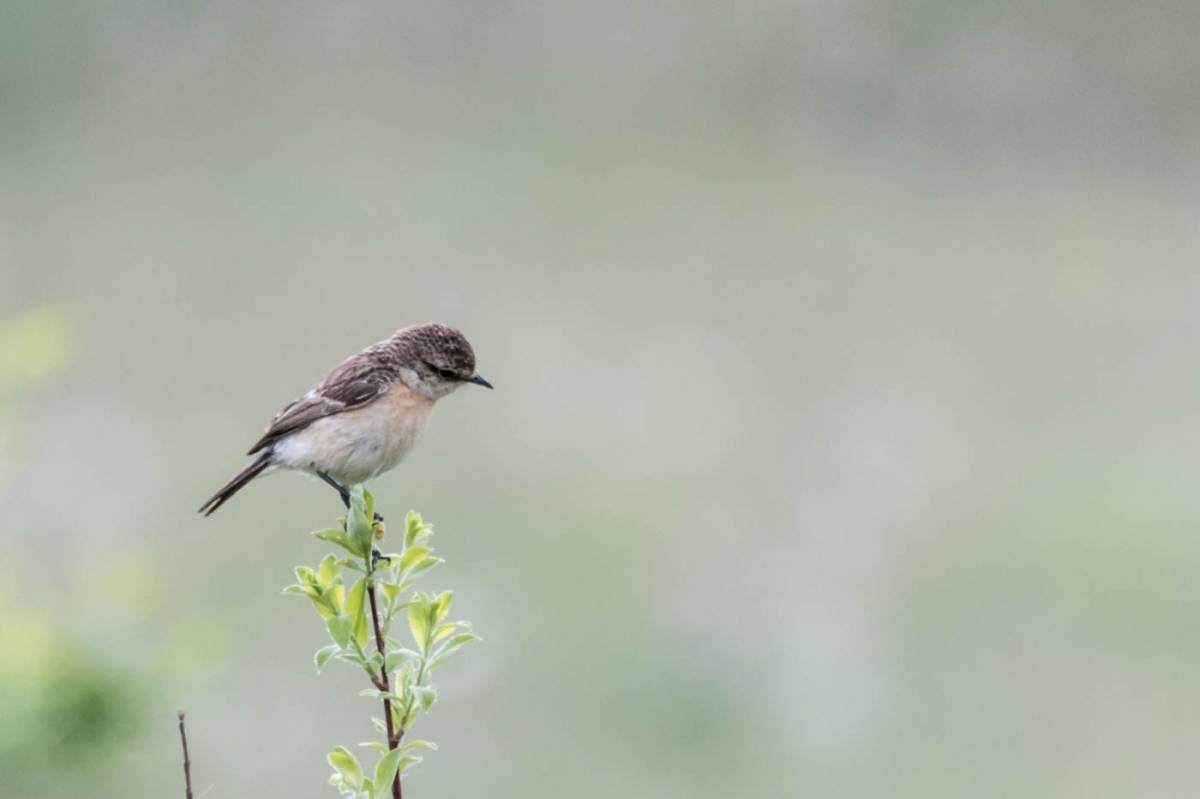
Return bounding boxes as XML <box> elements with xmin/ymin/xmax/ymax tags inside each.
<box><xmin>394</xmin><ymin>323</ymin><xmax>493</xmax><ymax>399</ymax></box>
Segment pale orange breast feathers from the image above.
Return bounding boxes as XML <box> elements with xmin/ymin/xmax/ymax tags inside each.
<box><xmin>273</xmin><ymin>382</ymin><xmax>436</xmax><ymax>484</ymax></box>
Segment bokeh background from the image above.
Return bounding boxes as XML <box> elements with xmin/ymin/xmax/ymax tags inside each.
<box><xmin>4</xmin><ymin>2</ymin><xmax>1200</xmax><ymax>797</ymax></box>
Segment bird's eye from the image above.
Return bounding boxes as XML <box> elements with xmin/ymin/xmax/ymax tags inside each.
<box><xmin>426</xmin><ymin>363</ymin><xmax>460</xmax><ymax>381</ymax></box>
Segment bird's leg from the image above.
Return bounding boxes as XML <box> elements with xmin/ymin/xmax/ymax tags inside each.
<box><xmin>317</xmin><ymin>471</ymin><xmax>385</xmax><ymax>523</ymax></box>
<box><xmin>317</xmin><ymin>471</ymin><xmax>351</xmax><ymax>508</ymax></box>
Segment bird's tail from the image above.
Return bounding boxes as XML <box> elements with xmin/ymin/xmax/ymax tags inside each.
<box><xmin>198</xmin><ymin>451</ymin><xmax>272</xmax><ymax>516</ymax></box>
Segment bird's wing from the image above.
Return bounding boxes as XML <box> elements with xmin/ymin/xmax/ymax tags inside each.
<box><xmin>246</xmin><ymin>353</ymin><xmax>397</xmax><ymax>455</ymax></box>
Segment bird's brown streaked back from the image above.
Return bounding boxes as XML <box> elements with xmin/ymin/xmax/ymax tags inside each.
<box><xmin>247</xmin><ymin>354</ymin><xmax>398</xmax><ymax>455</ymax></box>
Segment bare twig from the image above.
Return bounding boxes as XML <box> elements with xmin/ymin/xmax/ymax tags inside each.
<box><xmin>367</xmin><ymin>577</ymin><xmax>403</xmax><ymax>799</ymax></box>
<box><xmin>177</xmin><ymin>711</ymin><xmax>194</xmax><ymax>799</ymax></box>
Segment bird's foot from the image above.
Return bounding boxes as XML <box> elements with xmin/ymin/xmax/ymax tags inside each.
<box><xmin>371</xmin><ymin>547</ymin><xmax>391</xmax><ymax>567</ymax></box>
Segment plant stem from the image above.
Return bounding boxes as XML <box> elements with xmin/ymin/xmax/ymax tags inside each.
<box><xmin>177</xmin><ymin>711</ymin><xmax>194</xmax><ymax>799</ymax></box>
<box><xmin>367</xmin><ymin>576</ymin><xmax>403</xmax><ymax>799</ymax></box>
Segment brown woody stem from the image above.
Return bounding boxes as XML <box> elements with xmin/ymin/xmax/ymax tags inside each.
<box><xmin>367</xmin><ymin>577</ymin><xmax>403</xmax><ymax>799</ymax></box>
<box><xmin>177</xmin><ymin>711</ymin><xmax>194</xmax><ymax>799</ymax></box>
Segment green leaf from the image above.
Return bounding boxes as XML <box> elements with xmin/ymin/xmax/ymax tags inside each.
<box><xmin>345</xmin><ymin>578</ymin><xmax>370</xmax><ymax>650</ymax></box>
<box><xmin>328</xmin><ymin>746</ymin><xmax>364</xmax><ymax>789</ymax></box>
<box><xmin>359</xmin><ymin>741</ymin><xmax>390</xmax><ymax>754</ymax></box>
<box><xmin>392</xmin><ymin>667</ymin><xmax>412</xmax><ymax>694</ymax></box>
<box><xmin>355</xmin><ymin>614</ymin><xmax>371</xmax><ymax>651</ymax></box>
<box><xmin>363</xmin><ymin>489</ymin><xmax>376</xmax><ymax>527</ymax></box>
<box><xmin>309</xmin><ymin>594</ymin><xmax>337</xmax><ymax>620</ymax></box>
<box><xmin>370</xmin><ymin>717</ymin><xmax>388</xmax><ymax>736</ymax></box>
<box><xmin>318</xmin><ymin>554</ymin><xmax>339</xmax><ymax>588</ymax></box>
<box><xmin>373</xmin><ymin>747</ymin><xmax>406</xmax><ymax>795</ymax></box>
<box><xmin>407</xmin><ymin>603</ymin><xmax>430</xmax><ymax>653</ymax></box>
<box><xmin>432</xmin><ymin>591</ymin><xmax>452</xmax><ymax>624</ymax></box>
<box><xmin>430</xmin><ymin>622</ymin><xmax>459</xmax><ymax>646</ymax></box>
<box><xmin>406</xmin><ymin>556</ymin><xmax>443</xmax><ymax>581</ymax></box>
<box><xmin>315</xmin><ymin>527</ymin><xmax>363</xmax><ymax>557</ymax></box>
<box><xmin>410</xmin><ymin>685</ymin><xmax>437</xmax><ymax>711</ymax></box>
<box><xmin>362</xmin><ymin>687</ymin><xmax>406</xmax><ymax>703</ymax></box>
<box><xmin>399</xmin><ymin>546</ymin><xmax>430</xmax><ymax>573</ymax></box>
<box><xmin>337</xmin><ymin>649</ymin><xmax>366</xmax><ymax>666</ymax></box>
<box><xmin>404</xmin><ymin>511</ymin><xmax>427</xmax><ymax>548</ymax></box>
<box><xmin>385</xmin><ymin>600</ymin><xmax>417</xmax><ymax>625</ymax></box>
<box><xmin>399</xmin><ymin>739</ymin><xmax>438</xmax><ymax>754</ymax></box>
<box><xmin>348</xmin><ymin>486</ymin><xmax>374</xmax><ymax>555</ymax></box>
<box><xmin>379</xmin><ymin>582</ymin><xmax>402</xmax><ymax>602</ymax></box>
<box><xmin>385</xmin><ymin>649</ymin><xmax>420</xmax><ymax>673</ymax></box>
<box><xmin>428</xmin><ymin>632</ymin><xmax>480</xmax><ymax>670</ymax></box>
<box><xmin>314</xmin><ymin>644</ymin><xmax>339</xmax><ymax>672</ymax></box>
<box><xmin>327</xmin><ymin>615</ymin><xmax>354</xmax><ymax>648</ymax></box>
<box><xmin>294</xmin><ymin>565</ymin><xmax>317</xmax><ymax>585</ymax></box>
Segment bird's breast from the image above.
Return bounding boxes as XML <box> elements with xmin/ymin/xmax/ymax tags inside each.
<box><xmin>273</xmin><ymin>382</ymin><xmax>435</xmax><ymax>484</ymax></box>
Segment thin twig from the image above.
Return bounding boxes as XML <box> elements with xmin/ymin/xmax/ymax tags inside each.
<box><xmin>367</xmin><ymin>577</ymin><xmax>403</xmax><ymax>799</ymax></box>
<box><xmin>177</xmin><ymin>711</ymin><xmax>194</xmax><ymax>799</ymax></box>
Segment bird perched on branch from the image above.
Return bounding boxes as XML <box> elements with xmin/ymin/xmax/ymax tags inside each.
<box><xmin>199</xmin><ymin>322</ymin><xmax>491</xmax><ymax>516</ymax></box>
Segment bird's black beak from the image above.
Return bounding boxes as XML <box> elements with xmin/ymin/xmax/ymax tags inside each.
<box><xmin>467</xmin><ymin>373</ymin><xmax>494</xmax><ymax>389</ymax></box>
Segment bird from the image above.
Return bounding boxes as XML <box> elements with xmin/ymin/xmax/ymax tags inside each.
<box><xmin>199</xmin><ymin>322</ymin><xmax>491</xmax><ymax>516</ymax></box>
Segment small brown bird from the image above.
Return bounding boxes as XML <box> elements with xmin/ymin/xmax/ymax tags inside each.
<box><xmin>199</xmin><ymin>323</ymin><xmax>491</xmax><ymax>516</ymax></box>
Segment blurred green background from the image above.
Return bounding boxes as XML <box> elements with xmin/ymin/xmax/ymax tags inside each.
<box><xmin>4</xmin><ymin>2</ymin><xmax>1200</xmax><ymax>797</ymax></box>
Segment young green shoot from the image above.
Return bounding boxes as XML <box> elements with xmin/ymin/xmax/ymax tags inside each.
<box><xmin>284</xmin><ymin>487</ymin><xmax>478</xmax><ymax>799</ymax></box>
